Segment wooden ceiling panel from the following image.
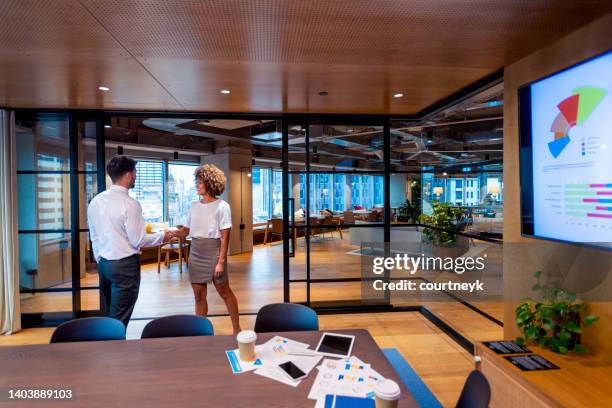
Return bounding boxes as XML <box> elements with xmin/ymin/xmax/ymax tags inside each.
<box><xmin>142</xmin><ymin>59</ymin><xmax>491</xmax><ymax>113</ymax></box>
<box><xmin>1</xmin><ymin>0</ymin><xmax>610</xmax><ymax>113</ymax></box>
<box><xmin>0</xmin><ymin>52</ymin><xmax>181</xmax><ymax>110</ymax></box>
<box><xmin>80</xmin><ymin>0</ymin><xmax>611</xmax><ymax>67</ymax></box>
<box><xmin>0</xmin><ymin>0</ymin><xmax>181</xmax><ymax>109</ymax></box>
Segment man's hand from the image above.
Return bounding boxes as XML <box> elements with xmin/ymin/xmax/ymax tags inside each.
<box><xmin>214</xmin><ymin>261</ymin><xmax>225</xmax><ymax>279</ymax></box>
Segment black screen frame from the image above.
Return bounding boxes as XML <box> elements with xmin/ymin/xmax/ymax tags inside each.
<box><xmin>517</xmin><ymin>49</ymin><xmax>612</xmax><ymax>250</ymax></box>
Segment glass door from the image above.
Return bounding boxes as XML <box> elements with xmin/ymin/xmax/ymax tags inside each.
<box><xmin>283</xmin><ymin>118</ymin><xmax>391</xmax><ymax>308</ymax></box>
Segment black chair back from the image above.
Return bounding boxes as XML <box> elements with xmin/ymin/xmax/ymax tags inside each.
<box><xmin>141</xmin><ymin>315</ymin><xmax>214</xmax><ymax>339</ymax></box>
<box><xmin>254</xmin><ymin>303</ymin><xmax>319</xmax><ymax>333</ymax></box>
<box><xmin>456</xmin><ymin>370</ymin><xmax>491</xmax><ymax>408</ymax></box>
<box><xmin>50</xmin><ymin>317</ymin><xmax>126</xmax><ymax>343</ymax></box>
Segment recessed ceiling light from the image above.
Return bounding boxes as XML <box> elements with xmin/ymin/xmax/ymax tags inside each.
<box><xmin>393</xmin><ymin>93</ymin><xmax>404</xmax><ymax>98</ymax></box>
<box><xmin>104</xmin><ymin>125</ymin><xmax>111</xmax><ymax>129</ymax></box>
<box><xmin>319</xmin><ymin>91</ymin><xmax>329</xmax><ymax>96</ymax></box>
<box><xmin>98</xmin><ymin>86</ymin><xmax>110</xmax><ymax>91</ymax></box>
<box><xmin>221</xmin><ymin>89</ymin><xmax>230</xmax><ymax>94</ymax></box>
<box><xmin>443</xmin><ymin>172</ymin><xmax>448</xmax><ymax>176</ymax></box>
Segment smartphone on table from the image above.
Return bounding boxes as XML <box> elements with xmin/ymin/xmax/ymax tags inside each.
<box><xmin>277</xmin><ymin>361</ymin><xmax>307</xmax><ymax>381</ymax></box>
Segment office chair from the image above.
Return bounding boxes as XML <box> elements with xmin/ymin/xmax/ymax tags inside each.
<box><xmin>254</xmin><ymin>303</ymin><xmax>319</xmax><ymax>333</ymax></box>
<box><xmin>141</xmin><ymin>315</ymin><xmax>214</xmax><ymax>339</ymax></box>
<box><xmin>50</xmin><ymin>317</ymin><xmax>126</xmax><ymax>343</ymax></box>
<box><xmin>456</xmin><ymin>370</ymin><xmax>491</xmax><ymax>408</ymax></box>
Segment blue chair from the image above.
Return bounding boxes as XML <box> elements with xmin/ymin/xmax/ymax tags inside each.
<box><xmin>456</xmin><ymin>370</ymin><xmax>491</xmax><ymax>408</ymax></box>
<box><xmin>50</xmin><ymin>317</ymin><xmax>126</xmax><ymax>343</ymax></box>
<box><xmin>141</xmin><ymin>315</ymin><xmax>214</xmax><ymax>339</ymax></box>
<box><xmin>254</xmin><ymin>303</ymin><xmax>319</xmax><ymax>333</ymax></box>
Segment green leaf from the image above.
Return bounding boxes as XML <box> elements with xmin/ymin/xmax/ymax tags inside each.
<box><xmin>515</xmin><ymin>337</ymin><xmax>525</xmax><ymax>346</ymax></box>
<box><xmin>534</xmin><ymin>271</ymin><xmax>542</xmax><ymax>278</ymax></box>
<box><xmin>525</xmin><ymin>327</ymin><xmax>537</xmax><ymax>340</ymax></box>
<box><xmin>584</xmin><ymin>315</ymin><xmax>599</xmax><ymax>326</ymax></box>
<box><xmin>570</xmin><ymin>304</ymin><xmax>583</xmax><ymax>313</ymax></box>
<box><xmin>531</xmin><ymin>283</ymin><xmax>541</xmax><ymax>291</ymax></box>
<box><xmin>557</xmin><ymin>331</ymin><xmax>571</xmax><ymax>341</ymax></box>
<box><xmin>573</xmin><ymin>344</ymin><xmax>588</xmax><ymax>354</ymax></box>
<box><xmin>542</xmin><ymin>318</ymin><xmax>555</xmax><ymax>330</ymax></box>
<box><xmin>565</xmin><ymin>321</ymin><xmax>582</xmax><ymax>333</ymax></box>
<box><xmin>557</xmin><ymin>345</ymin><xmax>568</xmax><ymax>354</ymax></box>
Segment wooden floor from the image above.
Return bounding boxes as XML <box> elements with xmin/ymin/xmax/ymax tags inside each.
<box><xmin>7</xmin><ymin>231</ymin><xmax>504</xmax><ymax>407</ymax></box>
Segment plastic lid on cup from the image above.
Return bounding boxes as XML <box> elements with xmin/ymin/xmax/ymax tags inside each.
<box><xmin>375</xmin><ymin>379</ymin><xmax>401</xmax><ymax>400</ymax></box>
<box><xmin>237</xmin><ymin>330</ymin><xmax>257</xmax><ymax>343</ymax></box>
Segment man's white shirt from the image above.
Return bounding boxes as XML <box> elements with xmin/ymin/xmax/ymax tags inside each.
<box><xmin>87</xmin><ymin>185</ymin><xmax>165</xmax><ymax>261</ymax></box>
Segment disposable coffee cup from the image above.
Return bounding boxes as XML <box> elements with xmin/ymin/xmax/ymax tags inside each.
<box><xmin>374</xmin><ymin>379</ymin><xmax>401</xmax><ymax>408</ymax></box>
<box><xmin>236</xmin><ymin>330</ymin><xmax>257</xmax><ymax>361</ymax></box>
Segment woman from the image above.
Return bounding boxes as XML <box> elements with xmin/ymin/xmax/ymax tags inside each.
<box><xmin>175</xmin><ymin>164</ymin><xmax>241</xmax><ymax>334</ymax></box>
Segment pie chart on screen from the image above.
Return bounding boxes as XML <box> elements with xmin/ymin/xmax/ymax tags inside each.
<box><xmin>548</xmin><ymin>86</ymin><xmax>606</xmax><ymax>158</ymax></box>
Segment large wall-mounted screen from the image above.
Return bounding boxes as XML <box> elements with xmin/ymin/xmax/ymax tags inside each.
<box><xmin>519</xmin><ymin>51</ymin><xmax>611</xmax><ymax>249</ymax></box>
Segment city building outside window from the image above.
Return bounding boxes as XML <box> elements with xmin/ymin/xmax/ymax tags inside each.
<box><xmin>130</xmin><ymin>161</ymin><xmax>164</xmax><ymax>223</ymax></box>
<box><xmin>168</xmin><ymin>163</ymin><xmax>199</xmax><ymax>226</ymax></box>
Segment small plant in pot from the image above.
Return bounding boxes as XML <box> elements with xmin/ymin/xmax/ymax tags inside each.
<box><xmin>515</xmin><ymin>271</ymin><xmax>599</xmax><ymax>354</ymax></box>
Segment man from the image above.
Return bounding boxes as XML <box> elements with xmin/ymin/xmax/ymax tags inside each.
<box><xmin>88</xmin><ymin>156</ymin><xmax>172</xmax><ymax>327</ymax></box>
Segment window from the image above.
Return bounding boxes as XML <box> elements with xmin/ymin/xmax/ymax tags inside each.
<box><xmin>271</xmin><ymin>170</ymin><xmax>283</xmax><ymax>218</ymax></box>
<box><xmin>332</xmin><ymin>174</ymin><xmax>346</xmax><ymax>211</ymax></box>
<box><xmin>252</xmin><ymin>167</ymin><xmax>283</xmax><ymax>223</ymax></box>
<box><xmin>168</xmin><ymin>163</ymin><xmax>199</xmax><ymax>226</ymax></box>
<box><xmin>297</xmin><ymin>173</ymin><xmax>347</xmax><ymax>213</ymax></box>
<box><xmin>312</xmin><ymin>174</ymin><xmax>331</xmax><ymax>211</ymax></box>
<box><xmin>130</xmin><ymin>161</ymin><xmax>165</xmax><ymax>223</ymax></box>
<box><xmin>373</xmin><ymin>176</ymin><xmax>384</xmax><ymax>207</ymax></box>
<box><xmin>421</xmin><ymin>173</ymin><xmax>505</xmax><ymax>209</ymax></box>
<box><xmin>37</xmin><ymin>154</ymin><xmax>66</xmax><ymax>240</ymax></box>
<box><xmin>252</xmin><ymin>168</ymin><xmax>269</xmax><ymax>223</ymax></box>
<box><xmin>351</xmin><ymin>175</ymin><xmax>383</xmax><ymax>209</ymax></box>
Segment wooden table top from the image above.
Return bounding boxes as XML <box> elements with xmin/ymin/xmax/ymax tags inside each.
<box><xmin>0</xmin><ymin>329</ymin><xmax>417</xmax><ymax>407</ymax></box>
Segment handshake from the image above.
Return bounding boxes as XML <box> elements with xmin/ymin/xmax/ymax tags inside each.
<box><xmin>162</xmin><ymin>229</ymin><xmax>185</xmax><ymax>243</ymax></box>
<box><xmin>162</xmin><ymin>230</ymin><xmax>176</xmax><ymax>242</ymax></box>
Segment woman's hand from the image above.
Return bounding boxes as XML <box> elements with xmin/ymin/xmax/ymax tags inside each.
<box><xmin>174</xmin><ymin>226</ymin><xmax>190</xmax><ymax>238</ymax></box>
<box><xmin>214</xmin><ymin>261</ymin><xmax>225</xmax><ymax>279</ymax></box>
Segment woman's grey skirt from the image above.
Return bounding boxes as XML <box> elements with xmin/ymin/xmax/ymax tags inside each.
<box><xmin>188</xmin><ymin>238</ymin><xmax>227</xmax><ymax>284</ymax></box>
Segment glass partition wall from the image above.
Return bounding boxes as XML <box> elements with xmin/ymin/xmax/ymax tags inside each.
<box><xmin>16</xmin><ymin>112</ymin><xmax>105</xmax><ymax>325</ymax></box>
<box><xmin>14</xmin><ymin>111</ymin><xmax>503</xmax><ymax>325</ymax></box>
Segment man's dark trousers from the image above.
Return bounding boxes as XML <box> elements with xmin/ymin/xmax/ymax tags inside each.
<box><xmin>98</xmin><ymin>254</ymin><xmax>141</xmax><ymax>328</ymax></box>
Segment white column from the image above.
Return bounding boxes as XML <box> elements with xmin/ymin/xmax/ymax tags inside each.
<box><xmin>204</xmin><ymin>145</ymin><xmax>253</xmax><ymax>255</ymax></box>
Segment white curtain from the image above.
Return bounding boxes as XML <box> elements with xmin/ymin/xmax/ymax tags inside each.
<box><xmin>0</xmin><ymin>110</ymin><xmax>20</xmax><ymax>334</ymax></box>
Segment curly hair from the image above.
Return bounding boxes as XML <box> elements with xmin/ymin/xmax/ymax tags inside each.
<box><xmin>195</xmin><ymin>163</ymin><xmax>227</xmax><ymax>197</ymax></box>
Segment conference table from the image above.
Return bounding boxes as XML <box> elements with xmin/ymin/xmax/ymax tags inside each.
<box><xmin>0</xmin><ymin>329</ymin><xmax>418</xmax><ymax>407</ymax></box>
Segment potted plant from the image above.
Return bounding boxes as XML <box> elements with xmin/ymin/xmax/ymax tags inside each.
<box><xmin>515</xmin><ymin>271</ymin><xmax>599</xmax><ymax>354</ymax></box>
<box><xmin>397</xmin><ymin>199</ymin><xmax>420</xmax><ymax>223</ymax></box>
<box><xmin>418</xmin><ymin>202</ymin><xmax>464</xmax><ymax>245</ymax></box>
